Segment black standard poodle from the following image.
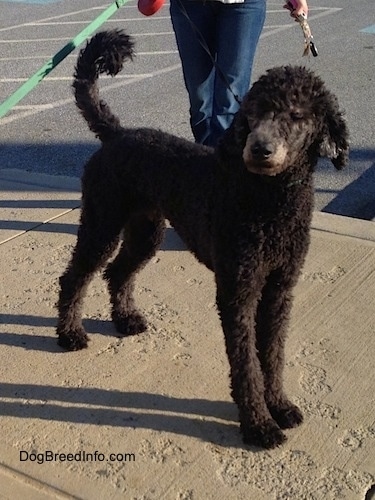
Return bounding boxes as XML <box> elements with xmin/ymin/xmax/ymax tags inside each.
<box><xmin>57</xmin><ymin>30</ymin><xmax>349</xmax><ymax>449</ymax></box>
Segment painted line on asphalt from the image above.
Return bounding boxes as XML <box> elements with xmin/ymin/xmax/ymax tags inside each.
<box><xmin>1</xmin><ymin>74</ymin><xmax>154</xmax><ymax>83</ymax></box>
<box><xmin>0</xmin><ymin>4</ymin><xmax>137</xmax><ymax>33</ymax></box>
<box><xmin>0</xmin><ymin>0</ymin><xmax>59</xmax><ymax>3</ymax></box>
<box><xmin>0</xmin><ymin>64</ymin><xmax>182</xmax><ymax>125</ymax></box>
<box><xmin>0</xmin><ymin>51</ymin><xmax>178</xmax><ymax>62</ymax></box>
<box><xmin>260</xmin><ymin>8</ymin><xmax>342</xmax><ymax>39</ymax></box>
<box><xmin>0</xmin><ymin>32</ymin><xmax>175</xmax><ymax>42</ymax></box>
<box><xmin>26</xmin><ymin>16</ymin><xmax>172</xmax><ymax>25</ymax></box>
<box><xmin>360</xmin><ymin>25</ymin><xmax>375</xmax><ymax>34</ymax></box>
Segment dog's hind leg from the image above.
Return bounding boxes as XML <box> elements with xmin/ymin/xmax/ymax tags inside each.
<box><xmin>104</xmin><ymin>210</ymin><xmax>165</xmax><ymax>335</ymax></box>
<box><xmin>255</xmin><ymin>268</ymin><xmax>303</xmax><ymax>429</ymax></box>
<box><xmin>57</xmin><ymin>213</ymin><xmax>123</xmax><ymax>351</ymax></box>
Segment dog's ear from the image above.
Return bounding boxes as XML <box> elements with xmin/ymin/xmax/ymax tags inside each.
<box><xmin>217</xmin><ymin>109</ymin><xmax>249</xmax><ymax>164</ymax></box>
<box><xmin>318</xmin><ymin>95</ymin><xmax>350</xmax><ymax>170</ymax></box>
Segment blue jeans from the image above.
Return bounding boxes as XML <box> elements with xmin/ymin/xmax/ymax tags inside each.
<box><xmin>170</xmin><ymin>0</ymin><xmax>266</xmax><ymax>146</ymax></box>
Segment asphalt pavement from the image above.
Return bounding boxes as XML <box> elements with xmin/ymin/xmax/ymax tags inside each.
<box><xmin>0</xmin><ymin>0</ymin><xmax>374</xmax><ymax>219</ymax></box>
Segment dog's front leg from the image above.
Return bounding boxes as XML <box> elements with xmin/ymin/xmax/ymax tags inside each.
<box><xmin>255</xmin><ymin>268</ymin><xmax>303</xmax><ymax>430</ymax></box>
<box><xmin>216</xmin><ymin>276</ymin><xmax>286</xmax><ymax>449</ymax></box>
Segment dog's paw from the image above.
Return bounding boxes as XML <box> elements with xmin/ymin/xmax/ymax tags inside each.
<box><xmin>113</xmin><ymin>311</ymin><xmax>148</xmax><ymax>336</ymax></box>
<box><xmin>57</xmin><ymin>327</ymin><xmax>89</xmax><ymax>351</ymax></box>
<box><xmin>240</xmin><ymin>419</ymin><xmax>287</xmax><ymax>449</ymax></box>
<box><xmin>268</xmin><ymin>400</ymin><xmax>304</xmax><ymax>429</ymax></box>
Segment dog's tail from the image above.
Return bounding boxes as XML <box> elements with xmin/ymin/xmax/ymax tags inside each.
<box><xmin>73</xmin><ymin>30</ymin><xmax>134</xmax><ymax>142</ymax></box>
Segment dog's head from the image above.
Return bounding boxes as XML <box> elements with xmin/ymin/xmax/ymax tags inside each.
<box><xmin>218</xmin><ymin>66</ymin><xmax>349</xmax><ymax>176</ymax></box>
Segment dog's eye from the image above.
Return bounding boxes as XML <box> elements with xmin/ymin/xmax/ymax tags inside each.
<box><xmin>291</xmin><ymin>111</ymin><xmax>304</xmax><ymax>121</ymax></box>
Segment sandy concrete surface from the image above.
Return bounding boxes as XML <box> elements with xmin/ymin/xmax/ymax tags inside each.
<box><xmin>0</xmin><ymin>170</ymin><xmax>374</xmax><ymax>499</ymax></box>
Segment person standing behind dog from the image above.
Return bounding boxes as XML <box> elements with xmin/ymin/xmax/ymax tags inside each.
<box><xmin>170</xmin><ymin>0</ymin><xmax>309</xmax><ymax>147</ymax></box>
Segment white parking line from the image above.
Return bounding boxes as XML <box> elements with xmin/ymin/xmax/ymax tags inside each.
<box><xmin>0</xmin><ymin>4</ymin><xmax>139</xmax><ymax>33</ymax></box>
<box><xmin>26</xmin><ymin>16</ymin><xmax>172</xmax><ymax>25</ymax></box>
<box><xmin>0</xmin><ymin>74</ymin><xmax>154</xmax><ymax>83</ymax></box>
<box><xmin>0</xmin><ymin>51</ymin><xmax>178</xmax><ymax>62</ymax></box>
<box><xmin>0</xmin><ymin>32</ymin><xmax>175</xmax><ymax>42</ymax></box>
<box><xmin>0</xmin><ymin>64</ymin><xmax>182</xmax><ymax>126</ymax></box>
<box><xmin>260</xmin><ymin>8</ymin><xmax>342</xmax><ymax>39</ymax></box>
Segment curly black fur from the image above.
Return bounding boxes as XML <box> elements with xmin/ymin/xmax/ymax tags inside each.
<box><xmin>57</xmin><ymin>30</ymin><xmax>349</xmax><ymax>449</ymax></box>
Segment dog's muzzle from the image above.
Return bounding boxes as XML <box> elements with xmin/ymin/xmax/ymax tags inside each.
<box><xmin>250</xmin><ymin>141</ymin><xmax>274</xmax><ymax>162</ymax></box>
<box><xmin>243</xmin><ymin>135</ymin><xmax>288</xmax><ymax>176</ymax></box>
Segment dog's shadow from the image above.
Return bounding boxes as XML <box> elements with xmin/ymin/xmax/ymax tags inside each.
<box><xmin>0</xmin><ymin>382</ymin><xmax>250</xmax><ymax>449</ymax></box>
<box><xmin>0</xmin><ymin>315</ymin><xmax>120</xmax><ymax>353</ymax></box>
<box><xmin>0</xmin><ymin>317</ymin><xmax>249</xmax><ymax>449</ymax></box>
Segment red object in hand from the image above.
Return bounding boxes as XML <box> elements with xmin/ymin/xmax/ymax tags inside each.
<box><xmin>287</xmin><ymin>0</ymin><xmax>298</xmax><ymax>9</ymax></box>
<box><xmin>138</xmin><ymin>0</ymin><xmax>165</xmax><ymax>16</ymax></box>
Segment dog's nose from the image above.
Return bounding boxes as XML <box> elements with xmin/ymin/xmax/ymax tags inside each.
<box><xmin>251</xmin><ymin>141</ymin><xmax>274</xmax><ymax>160</ymax></box>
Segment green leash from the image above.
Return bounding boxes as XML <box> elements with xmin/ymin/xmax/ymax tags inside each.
<box><xmin>0</xmin><ymin>0</ymin><xmax>129</xmax><ymax>119</ymax></box>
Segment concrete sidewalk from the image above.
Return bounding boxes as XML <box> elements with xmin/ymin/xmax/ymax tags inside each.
<box><xmin>0</xmin><ymin>169</ymin><xmax>374</xmax><ymax>500</ymax></box>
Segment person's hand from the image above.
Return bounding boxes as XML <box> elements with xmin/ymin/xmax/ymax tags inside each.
<box><xmin>283</xmin><ymin>0</ymin><xmax>308</xmax><ymax>19</ymax></box>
